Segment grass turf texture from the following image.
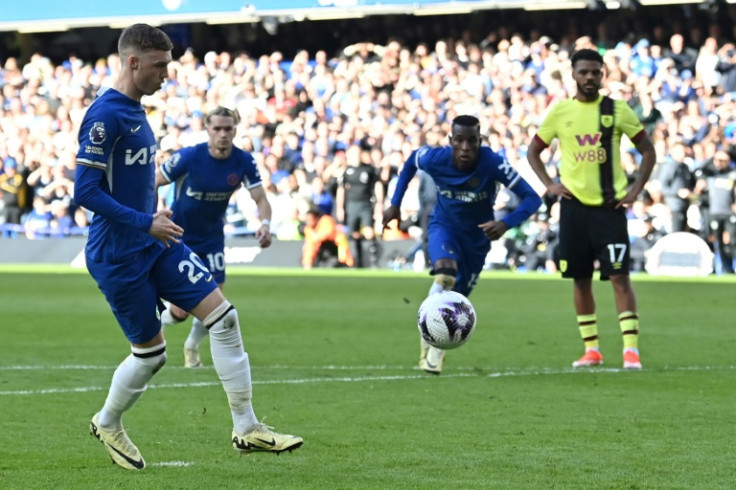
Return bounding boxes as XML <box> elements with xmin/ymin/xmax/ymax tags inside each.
<box><xmin>1</xmin><ymin>268</ymin><xmax>734</xmax><ymax>489</ymax></box>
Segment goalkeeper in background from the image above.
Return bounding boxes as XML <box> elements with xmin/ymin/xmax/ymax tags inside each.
<box><xmin>383</xmin><ymin>115</ymin><xmax>542</xmax><ymax>374</ymax></box>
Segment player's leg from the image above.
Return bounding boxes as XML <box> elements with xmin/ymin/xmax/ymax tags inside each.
<box><xmin>596</xmin><ymin>206</ymin><xmax>641</xmax><ymax>369</ymax></box>
<box><xmin>558</xmin><ymin>199</ymin><xmax>602</xmax><ymax>367</ymax></box>
<box><xmin>183</xmin><ymin>315</ymin><xmax>208</xmax><ymax>368</ymax></box>
<box><xmin>159</xmin><ymin>302</ymin><xmax>204</xmax><ymax>367</ymax></box>
<box><xmin>190</xmin><ymin>290</ymin><xmax>303</xmax><ymax>454</ymax></box>
<box><xmin>158</xmin><ymin>245</ymin><xmax>302</xmax><ymax>454</ymax></box>
<box><xmin>452</xmin><ymin>234</ymin><xmax>488</xmax><ymax>298</ymax></box>
<box><xmin>164</xmin><ymin>248</ymin><xmax>224</xmax><ymax>368</ymax></box>
<box><xmin>86</xmin><ymin>252</ymin><xmax>167</xmax><ymax>470</ymax></box>
<box><xmin>610</xmin><ymin>275</ymin><xmax>641</xmax><ymax>369</ymax></box>
<box><xmin>161</xmin><ymin>303</ymin><xmax>189</xmax><ymax>328</ymax></box>
<box><xmin>571</xmin><ymin>276</ymin><xmax>603</xmax><ymax>367</ymax></box>
<box><xmin>182</xmin><ymin>249</ymin><xmax>226</xmax><ymax>367</ymax></box>
<box><xmin>420</xmin><ymin>223</ymin><xmax>462</xmax><ymax>374</ymax></box>
<box><xmin>420</xmin><ymin>257</ymin><xmax>456</xmax><ymax>375</ymax></box>
<box><xmin>420</xmin><ymin>238</ymin><xmax>486</xmax><ymax>374</ymax></box>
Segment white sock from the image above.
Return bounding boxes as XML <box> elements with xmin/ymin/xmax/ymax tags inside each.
<box><xmin>161</xmin><ymin>307</ymin><xmax>185</xmax><ymax>327</ymax></box>
<box><xmin>205</xmin><ymin>302</ymin><xmax>257</xmax><ymax>434</ymax></box>
<box><xmin>184</xmin><ymin>318</ymin><xmax>208</xmax><ymax>351</ymax></box>
<box><xmin>97</xmin><ymin>342</ymin><xmax>167</xmax><ymax>429</ymax></box>
<box><xmin>428</xmin><ymin>281</ymin><xmax>445</xmax><ymax>295</ymax></box>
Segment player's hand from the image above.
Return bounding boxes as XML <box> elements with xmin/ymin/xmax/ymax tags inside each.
<box><xmin>478</xmin><ymin>220</ymin><xmax>509</xmax><ymax>241</ymax></box>
<box><xmin>615</xmin><ymin>190</ymin><xmax>639</xmax><ymax>209</ymax></box>
<box><xmin>256</xmin><ymin>225</ymin><xmax>272</xmax><ymax>248</ymax></box>
<box><xmin>382</xmin><ymin>205</ymin><xmax>401</xmax><ymax>230</ymax></box>
<box><xmin>149</xmin><ymin>209</ymin><xmax>183</xmax><ymax>247</ymax></box>
<box><xmin>546</xmin><ymin>182</ymin><xmax>573</xmax><ymax>200</ymax></box>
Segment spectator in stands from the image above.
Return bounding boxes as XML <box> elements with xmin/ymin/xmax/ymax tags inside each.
<box><xmin>632</xmin><ymin>90</ymin><xmax>663</xmax><ymax>136</ymax></box>
<box><xmin>310</xmin><ymin>175</ymin><xmax>334</xmax><ymax>216</ymax></box>
<box><xmin>0</xmin><ymin>157</ymin><xmax>27</xmax><ymax>237</ymax></box>
<box><xmin>24</xmin><ymin>195</ymin><xmax>52</xmax><ymax>238</ymax></box>
<box><xmin>3</xmin><ymin>12</ymin><xmax>736</xmax><ymax>275</ymax></box>
<box><xmin>715</xmin><ymin>44</ymin><xmax>736</xmax><ymax>96</ymax></box>
<box><xmin>695</xmin><ymin>36</ymin><xmax>721</xmax><ymax>96</ymax></box>
<box><xmin>664</xmin><ymin>33</ymin><xmax>697</xmax><ymax>76</ymax></box>
<box><xmin>48</xmin><ymin>198</ymin><xmax>74</xmax><ymax>236</ymax></box>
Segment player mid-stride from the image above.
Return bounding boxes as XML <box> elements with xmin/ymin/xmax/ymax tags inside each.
<box><xmin>383</xmin><ymin>115</ymin><xmax>542</xmax><ymax>375</ymax></box>
<box><xmin>156</xmin><ymin>106</ymin><xmax>272</xmax><ymax>369</ymax></box>
<box><xmin>75</xmin><ymin>24</ymin><xmax>301</xmax><ymax>470</ymax></box>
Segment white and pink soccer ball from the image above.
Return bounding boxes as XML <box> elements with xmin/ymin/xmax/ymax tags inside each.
<box><xmin>417</xmin><ymin>291</ymin><xmax>477</xmax><ymax>350</ymax></box>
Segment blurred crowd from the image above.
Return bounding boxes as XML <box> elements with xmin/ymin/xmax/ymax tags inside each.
<box><xmin>3</xmin><ymin>15</ymin><xmax>736</xmax><ymax>273</ymax></box>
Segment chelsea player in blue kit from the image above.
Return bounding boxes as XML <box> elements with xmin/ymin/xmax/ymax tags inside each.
<box><xmin>75</xmin><ymin>24</ymin><xmax>301</xmax><ymax>471</ymax></box>
<box><xmin>156</xmin><ymin>106</ymin><xmax>272</xmax><ymax>369</ymax></box>
<box><xmin>383</xmin><ymin>115</ymin><xmax>542</xmax><ymax>374</ymax></box>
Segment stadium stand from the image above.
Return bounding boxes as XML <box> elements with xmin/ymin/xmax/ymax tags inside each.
<box><xmin>2</xmin><ymin>3</ymin><xmax>736</xmax><ymax>272</ymax></box>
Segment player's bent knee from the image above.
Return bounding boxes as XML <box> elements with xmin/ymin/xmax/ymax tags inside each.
<box><xmin>206</xmin><ymin>305</ymin><xmax>244</xmax><ymax>348</ymax></box>
<box><xmin>132</xmin><ymin>343</ymin><xmax>168</xmax><ymax>375</ymax></box>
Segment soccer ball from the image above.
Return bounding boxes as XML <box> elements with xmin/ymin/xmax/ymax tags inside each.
<box><xmin>417</xmin><ymin>291</ymin><xmax>477</xmax><ymax>350</ymax></box>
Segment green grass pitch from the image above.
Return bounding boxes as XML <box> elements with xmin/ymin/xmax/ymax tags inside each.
<box><xmin>1</xmin><ymin>266</ymin><xmax>734</xmax><ymax>489</ymax></box>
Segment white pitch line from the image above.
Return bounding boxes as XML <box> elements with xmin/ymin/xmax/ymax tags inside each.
<box><xmin>1</xmin><ymin>364</ymin><xmax>734</xmax><ymax>397</ymax></box>
<box><xmin>150</xmin><ymin>461</ymin><xmax>193</xmax><ymax>467</ymax></box>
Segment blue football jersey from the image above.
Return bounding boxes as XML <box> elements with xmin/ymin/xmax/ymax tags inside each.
<box><xmin>160</xmin><ymin>143</ymin><xmax>262</xmax><ymax>251</ymax></box>
<box><xmin>392</xmin><ymin>146</ymin><xmax>541</xmax><ymax>230</ymax></box>
<box><xmin>75</xmin><ymin>88</ymin><xmax>158</xmax><ymax>262</ymax></box>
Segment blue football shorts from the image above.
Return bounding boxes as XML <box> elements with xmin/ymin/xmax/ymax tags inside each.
<box><xmin>86</xmin><ymin>241</ymin><xmax>217</xmax><ymax>344</ymax></box>
<box><xmin>189</xmin><ymin>245</ymin><xmax>226</xmax><ymax>285</ymax></box>
<box><xmin>427</xmin><ymin>220</ymin><xmax>490</xmax><ymax>297</ymax></box>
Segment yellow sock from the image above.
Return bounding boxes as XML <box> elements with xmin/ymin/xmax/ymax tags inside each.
<box><xmin>577</xmin><ymin>314</ymin><xmax>599</xmax><ymax>350</ymax></box>
<box><xmin>619</xmin><ymin>311</ymin><xmax>639</xmax><ymax>351</ymax></box>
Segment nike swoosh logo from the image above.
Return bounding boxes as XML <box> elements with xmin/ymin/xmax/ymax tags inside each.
<box><xmin>130</xmin><ymin>125</ymin><xmax>141</xmax><ymax>133</ymax></box>
<box><xmin>205</xmin><ymin>276</ymin><xmax>213</xmax><ymax>283</ymax></box>
<box><xmin>425</xmin><ymin>360</ymin><xmax>437</xmax><ymax>369</ymax></box>
<box><xmin>107</xmin><ymin>442</ymin><xmax>145</xmax><ymax>469</ymax></box>
<box><xmin>232</xmin><ymin>436</ymin><xmax>277</xmax><ymax>451</ymax></box>
<box><xmin>90</xmin><ymin>421</ymin><xmax>145</xmax><ymax>469</ymax></box>
<box><xmin>185</xmin><ymin>187</ymin><xmax>203</xmax><ymax>199</ymax></box>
